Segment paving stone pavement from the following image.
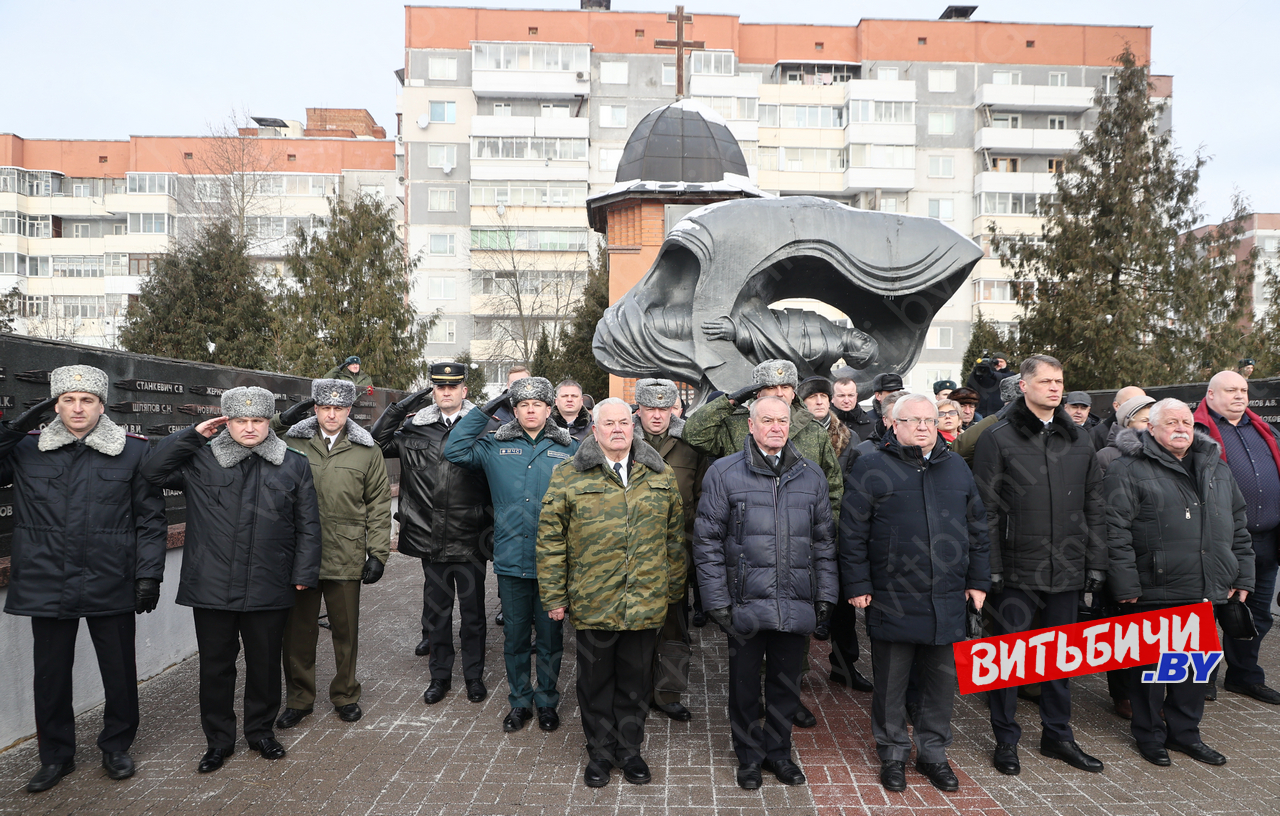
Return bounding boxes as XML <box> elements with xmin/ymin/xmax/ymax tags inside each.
<box><xmin>2</xmin><ymin>554</ymin><xmax>1280</xmax><ymax>815</ymax></box>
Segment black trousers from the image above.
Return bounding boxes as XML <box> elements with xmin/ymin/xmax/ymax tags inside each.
<box><xmin>1223</xmin><ymin>527</ymin><xmax>1278</xmax><ymax>687</ymax></box>
<box><xmin>31</xmin><ymin>614</ymin><xmax>139</xmax><ymax>765</ymax></box>
<box><xmin>576</xmin><ymin>628</ymin><xmax>658</xmax><ymax>763</ymax></box>
<box><xmin>870</xmin><ymin>640</ymin><xmax>957</xmax><ymax>763</ymax></box>
<box><xmin>422</xmin><ymin>561</ymin><xmax>487</xmax><ymax>682</ymax></box>
<box><xmin>727</xmin><ymin>629</ymin><xmax>807</xmax><ymax>765</ymax></box>
<box><xmin>1129</xmin><ymin>605</ymin><xmax>1208</xmax><ymax>746</ymax></box>
<box><xmin>192</xmin><ymin>607</ymin><xmax>291</xmax><ymax>749</ymax></box>
<box><xmin>987</xmin><ymin>587</ymin><xmax>1078</xmax><ymax>744</ymax></box>
<box><xmin>827</xmin><ymin>597</ymin><xmax>862</xmax><ymax>678</ymax></box>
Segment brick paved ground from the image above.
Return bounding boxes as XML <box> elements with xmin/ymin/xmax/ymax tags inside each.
<box><xmin>2</xmin><ymin>554</ymin><xmax>1279</xmax><ymax>815</ymax></box>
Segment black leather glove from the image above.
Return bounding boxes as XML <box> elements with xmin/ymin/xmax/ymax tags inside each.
<box><xmin>1084</xmin><ymin>570</ymin><xmax>1105</xmax><ymax>594</ymax></box>
<box><xmin>5</xmin><ymin>396</ymin><xmax>57</xmax><ymax>433</ymax></box>
<box><xmin>361</xmin><ymin>556</ymin><xmax>385</xmax><ymax>585</ymax></box>
<box><xmin>395</xmin><ymin>386</ymin><xmax>434</xmax><ymax>414</ymax></box>
<box><xmin>135</xmin><ymin>578</ymin><xmax>160</xmax><ymax>614</ymax></box>
<box><xmin>990</xmin><ymin>573</ymin><xmax>1004</xmax><ymax>595</ymax></box>
<box><xmin>482</xmin><ymin>389</ymin><xmax>511</xmax><ymax>417</ymax></box>
<box><xmin>815</xmin><ymin>601</ymin><xmax>836</xmax><ymax>625</ymax></box>
<box><xmin>278</xmin><ymin>398</ymin><xmax>317</xmax><ymax>427</ymax></box>
<box><xmin>706</xmin><ymin>606</ymin><xmax>733</xmax><ymax>632</ymax></box>
<box><xmin>726</xmin><ymin>384</ymin><xmax>762</xmax><ymax>406</ymax></box>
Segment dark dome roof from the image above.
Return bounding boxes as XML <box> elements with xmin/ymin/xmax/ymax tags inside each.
<box><xmin>615</xmin><ymin>100</ymin><xmax>749</xmax><ymax>184</ymax></box>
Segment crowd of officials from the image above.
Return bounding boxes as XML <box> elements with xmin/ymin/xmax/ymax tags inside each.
<box><xmin>2</xmin><ymin>351</ymin><xmax>1276</xmax><ymax>796</ymax></box>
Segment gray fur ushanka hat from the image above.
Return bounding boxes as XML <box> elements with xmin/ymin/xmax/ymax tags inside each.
<box><xmin>312</xmin><ymin>378</ymin><xmax>357</xmax><ymax>407</ymax></box>
<box><xmin>50</xmin><ymin>365</ymin><xmax>108</xmax><ymax>401</ymax></box>
<box><xmin>221</xmin><ymin>386</ymin><xmax>276</xmax><ymax>419</ymax></box>
<box><xmin>751</xmin><ymin>359</ymin><xmax>799</xmax><ymax>389</ymax></box>
<box><xmin>509</xmin><ymin>376</ymin><xmax>554</xmax><ymax>406</ymax></box>
<box><xmin>634</xmin><ymin>378</ymin><xmax>679</xmax><ymax>408</ymax></box>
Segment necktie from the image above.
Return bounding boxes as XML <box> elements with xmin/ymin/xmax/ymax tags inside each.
<box><xmin>613</xmin><ymin>462</ymin><xmax>624</xmax><ymax>486</ymax></box>
<box><xmin>327</xmin><ymin>435</ymin><xmax>335</xmax><ymax>451</ymax></box>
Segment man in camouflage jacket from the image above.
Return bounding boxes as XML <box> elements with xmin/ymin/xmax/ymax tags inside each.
<box><xmin>537</xmin><ymin>398</ymin><xmax>686</xmax><ymax>789</ymax></box>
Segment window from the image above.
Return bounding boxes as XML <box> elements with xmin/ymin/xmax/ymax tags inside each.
<box><xmin>691</xmin><ymin>96</ymin><xmax>757</xmax><ymax>121</ymax></box>
<box><xmin>876</xmin><ymin>67</ymin><xmax>899</xmax><ymax>80</ymax></box>
<box><xmin>927</xmin><ymin>112</ymin><xmax>956</xmax><ymax>135</ymax></box>
<box><xmin>778</xmin><ymin>147</ymin><xmax>846</xmax><ymax>172</ymax></box>
<box><xmin>72</xmin><ymin>223</ymin><xmax>91</xmax><ymax>238</ymax></box>
<box><xmin>991</xmin><ymin>114</ymin><xmax>1020</xmax><ymax>129</ymax></box>
<box><xmin>879</xmin><ymin>197</ymin><xmax>898</xmax><ymax>213</ymax></box>
<box><xmin>428</xmin><ymin>56</ymin><xmax>458</xmax><ymax>80</ymax></box>
<box><xmin>428</xmin><ymin>234</ymin><xmax>455</xmax><ymax>255</ymax></box>
<box><xmin>928</xmin><ymin>198</ymin><xmax>954</xmax><ymax>221</ymax></box>
<box><xmin>918</xmin><ymin>37</ymin><xmax>927</xmax><ymax>46</ymax></box>
<box><xmin>541</xmin><ymin>103</ymin><xmax>570</xmax><ymax>119</ymax></box>
<box><xmin>600</xmin><ymin>62</ymin><xmax>628</xmax><ymax>84</ymax></box>
<box><xmin>427</xmin><ymin>144</ymin><xmax>457</xmax><ymax>168</ymax></box>
<box><xmin>493</xmin><ymin>103</ymin><xmax>512</xmax><ymax>117</ymax></box>
<box><xmin>126</xmin><ymin>173</ymin><xmax>173</xmax><ymax>195</ymax></box>
<box><xmin>105</xmin><ymin>253</ymin><xmax>127</xmax><ymax>275</ymax></box>
<box><xmin>429</xmin><ymin>101</ymin><xmax>456</xmax><ymax>123</ymax></box>
<box><xmin>992</xmin><ymin>71</ymin><xmax>1022</xmax><ymax>86</ymax></box>
<box><xmin>1048</xmin><ymin>158</ymin><xmax>1066</xmax><ymax>173</ymax></box>
<box><xmin>738</xmin><ymin>141</ymin><xmax>758</xmax><ymax>166</ymax></box>
<box><xmin>60</xmin><ymin>296</ymin><xmax>105</xmax><ymax>319</ymax></box>
<box><xmin>53</xmin><ymin>256</ymin><xmax>105</xmax><ymax>278</ymax></box>
<box><xmin>847</xmin><ymin>100</ymin><xmax>914</xmax><ymax>123</ymax></box>
<box><xmin>928</xmin><ymin>155</ymin><xmax>954</xmax><ymax>178</ymax></box>
<box><xmin>428</xmin><ymin>320</ymin><xmax>457</xmax><ymax>344</ymax></box>
<box><xmin>846</xmin><ymin>144</ymin><xmax>914</xmax><ymax>169</ymax></box>
<box><xmin>992</xmin><ymin>157</ymin><xmax>1019</xmax><ymax>172</ymax></box>
<box><xmin>1102</xmin><ymin>74</ymin><xmax>1118</xmax><ymax>95</ymax></box>
<box><xmin>977</xmin><ymin>192</ymin><xmax>1055</xmax><ymax>215</ymax></box>
<box><xmin>662</xmin><ymin>64</ymin><xmax>676</xmax><ymax>85</ymax></box>
<box><xmin>471</xmin><ymin>136</ymin><xmax>588</xmax><ymax>161</ymax></box>
<box><xmin>112</xmin><ymin>223</ymin><xmax>125</xmax><ymax>235</ymax></box>
<box><xmin>128</xmin><ymin>254</ymin><xmax>160</xmax><ymax>276</ymax></box>
<box><xmin>599</xmin><ymin>148</ymin><xmax>623</xmax><ymax>172</ymax></box>
<box><xmin>471</xmin><ymin>180</ymin><xmax>587</xmax><ymax>207</ymax></box>
<box><xmin>1048</xmin><ymin>72</ymin><xmax>1068</xmax><ymax>87</ymax></box>
<box><xmin>770</xmin><ymin>105</ymin><xmax>846</xmax><ymax>128</ymax></box>
<box><xmin>972</xmin><ymin>278</ymin><xmax>1033</xmax><ymax>302</ymax></box>
<box><xmin>471</xmin><ymin>43</ymin><xmax>590</xmax><ymax>73</ymax></box>
<box><xmin>470</xmin><ymin>228</ymin><xmax>590</xmax><ymax>252</ymax></box>
<box><xmin>926</xmin><ymin>326</ymin><xmax>953</xmax><ymax>349</ymax></box>
<box><xmin>427</xmin><ymin>189</ymin><xmax>456</xmax><ymax>211</ymax></box>
<box><xmin>24</xmin><ymin>295</ymin><xmax>49</xmax><ymax>317</ymax></box>
<box><xmin>1047</xmin><ymin>116</ymin><xmax>1067</xmax><ymax>130</ymax></box>
<box><xmin>127</xmin><ymin>213</ymin><xmax>169</xmax><ymax>234</ymax></box>
<box><xmin>599</xmin><ymin>105</ymin><xmax>627</xmax><ymax>128</ymax></box>
<box><xmin>927</xmin><ymin>69</ymin><xmax>956</xmax><ymax>93</ymax></box>
<box><xmin>25</xmin><ymin>256</ymin><xmax>50</xmax><ymax>276</ymax></box>
<box><xmin>691</xmin><ymin>51</ymin><xmax>734</xmax><ymax>76</ymax></box>
<box><xmin>428</xmin><ymin>276</ymin><xmax>456</xmax><ymax>299</ymax></box>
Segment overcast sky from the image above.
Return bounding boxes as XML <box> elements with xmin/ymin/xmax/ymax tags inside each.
<box><xmin>7</xmin><ymin>0</ymin><xmax>1272</xmax><ymax>224</ymax></box>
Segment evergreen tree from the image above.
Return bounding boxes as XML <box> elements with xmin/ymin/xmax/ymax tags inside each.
<box><xmin>555</xmin><ymin>251</ymin><xmax>610</xmax><ymax>399</ymax></box>
<box><xmin>0</xmin><ymin>285</ymin><xmax>21</xmax><ymax>334</ymax></box>
<box><xmin>961</xmin><ymin>310</ymin><xmax>1011</xmax><ymax>380</ymax></box>
<box><xmin>1243</xmin><ymin>255</ymin><xmax>1280</xmax><ymax>375</ymax></box>
<box><xmin>454</xmin><ymin>352</ymin><xmax>490</xmax><ymax>403</ymax></box>
<box><xmin>119</xmin><ymin>221</ymin><xmax>276</xmax><ymax>369</ymax></box>
<box><xmin>993</xmin><ymin>47</ymin><xmax>1252</xmax><ymax>390</ymax></box>
<box><xmin>530</xmin><ymin>326</ymin><xmax>558</xmax><ymax>382</ymax></box>
<box><xmin>277</xmin><ymin>196</ymin><xmax>432</xmax><ymax>390</ymax></box>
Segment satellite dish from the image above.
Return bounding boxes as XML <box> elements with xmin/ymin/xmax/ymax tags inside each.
<box><xmin>416</xmin><ymin>114</ymin><xmax>430</xmax><ymax>129</ymax></box>
<box><xmin>496</xmin><ymin>204</ymin><xmax>506</xmax><ymax>216</ymax></box>
<box><xmin>441</xmin><ymin>163</ymin><xmax>453</xmax><ymax>175</ymax></box>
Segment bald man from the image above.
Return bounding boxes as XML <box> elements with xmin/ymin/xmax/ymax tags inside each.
<box><xmin>1193</xmin><ymin>371</ymin><xmax>1280</xmax><ymax>705</ymax></box>
<box><xmin>1090</xmin><ymin>386</ymin><xmax>1146</xmax><ymax>451</ymax></box>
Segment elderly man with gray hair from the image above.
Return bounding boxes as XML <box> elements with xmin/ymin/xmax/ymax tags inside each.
<box><xmin>1106</xmin><ymin>398</ymin><xmax>1254</xmax><ymax>766</ymax></box>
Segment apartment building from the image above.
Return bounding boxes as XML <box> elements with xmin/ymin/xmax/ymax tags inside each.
<box><xmin>400</xmin><ymin>3</ymin><xmax>1170</xmax><ymax>391</ymax></box>
<box><xmin>0</xmin><ymin>109</ymin><xmax>396</xmax><ymax>348</ymax></box>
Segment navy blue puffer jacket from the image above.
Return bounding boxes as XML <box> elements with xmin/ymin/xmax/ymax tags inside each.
<box><xmin>693</xmin><ymin>437</ymin><xmax>838</xmax><ymax>636</ymax></box>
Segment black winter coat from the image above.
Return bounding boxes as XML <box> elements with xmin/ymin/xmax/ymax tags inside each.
<box><xmin>840</xmin><ymin>435</ymin><xmax>991</xmax><ymax>644</ymax></box>
<box><xmin>370</xmin><ymin>400</ymin><xmax>493</xmax><ymax>562</ymax></box>
<box><xmin>832</xmin><ymin>404</ymin><xmax>876</xmax><ymax>442</ymax></box>
<box><xmin>972</xmin><ymin>398</ymin><xmax>1106</xmax><ymax>592</ymax></box>
<box><xmin>553</xmin><ymin>406</ymin><xmax>594</xmax><ymax>442</ymax></box>
<box><xmin>693</xmin><ymin>438</ymin><xmax>838</xmax><ymax>636</ymax></box>
<box><xmin>1104</xmin><ymin>430</ymin><xmax>1255</xmax><ymax>604</ymax></box>
<box><xmin>141</xmin><ymin>427</ymin><xmax>321</xmax><ymax>611</ymax></box>
<box><xmin>0</xmin><ymin>419</ymin><xmax>167</xmax><ymax>619</ymax></box>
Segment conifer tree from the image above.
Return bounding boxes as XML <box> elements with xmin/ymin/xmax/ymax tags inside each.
<box><xmin>554</xmin><ymin>251</ymin><xmax>610</xmax><ymax>399</ymax></box>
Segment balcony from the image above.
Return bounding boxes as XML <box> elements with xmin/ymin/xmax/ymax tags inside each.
<box><xmin>844</xmin><ymin>79</ymin><xmax>917</xmax><ymax>104</ymax></box>
<box><xmin>975</xmin><ymin>84</ymin><xmax>1096</xmax><ymax>112</ymax></box>
<box><xmin>843</xmin><ymin>167</ymin><xmax>915</xmax><ymax>193</ymax></box>
<box><xmin>470</xmin><ymin>116</ymin><xmax>589</xmax><ymax>139</ymax></box>
<box><xmin>975</xmin><ymin>127</ymin><xmax>1082</xmax><ymax>154</ymax></box>
<box><xmin>844</xmin><ymin>122</ymin><xmax>915</xmax><ymax>146</ymax></box>
<box><xmin>974</xmin><ymin>171</ymin><xmax>1061</xmax><ymax>195</ymax></box>
<box><xmin>470</xmin><ymin>42</ymin><xmax>592</xmax><ymax>99</ymax></box>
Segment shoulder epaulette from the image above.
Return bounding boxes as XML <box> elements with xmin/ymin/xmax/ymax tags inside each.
<box><xmin>126</xmin><ymin>432</ymin><xmax>149</xmax><ymax>441</ymax></box>
<box><xmin>285</xmin><ymin>446</ymin><xmax>306</xmax><ymax>456</ymax></box>
<box><xmin>27</xmin><ymin>429</ymin><xmax>40</xmax><ymax>436</ymax></box>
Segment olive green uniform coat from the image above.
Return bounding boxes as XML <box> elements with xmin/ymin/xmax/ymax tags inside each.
<box><xmin>536</xmin><ymin>434</ymin><xmax>687</xmax><ymax>632</ymax></box>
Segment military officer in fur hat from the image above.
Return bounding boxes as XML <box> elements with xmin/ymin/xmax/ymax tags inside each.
<box><xmin>0</xmin><ymin>366</ymin><xmax>167</xmax><ymax>792</ymax></box>
<box><xmin>271</xmin><ymin>379</ymin><xmax>392</xmax><ymax>729</ymax></box>
<box><xmin>141</xmin><ymin>386</ymin><xmax>321</xmax><ymax>773</ymax></box>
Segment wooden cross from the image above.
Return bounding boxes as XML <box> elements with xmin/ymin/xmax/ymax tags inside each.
<box><xmin>653</xmin><ymin>5</ymin><xmax>705</xmax><ymax>99</ymax></box>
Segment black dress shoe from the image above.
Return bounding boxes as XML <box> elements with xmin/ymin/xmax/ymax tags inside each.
<box><xmin>654</xmin><ymin>701</ymin><xmax>692</xmax><ymax>721</ymax></box>
<box><xmin>414</xmin><ymin>637</ymin><xmax>431</xmax><ymax>657</ymax></box>
<box><xmin>691</xmin><ymin>610</ymin><xmax>708</xmax><ymax>627</ymax></box>
<box><xmin>197</xmin><ymin>747</ymin><xmax>233</xmax><ymax>774</ymax></box>
<box><xmin>423</xmin><ymin>679</ymin><xmax>451</xmax><ymax>705</ymax></box>
<box><xmin>736</xmin><ymin>762</ymin><xmax>762</xmax><ymax>790</ymax></box>
<box><xmin>249</xmin><ymin>737</ymin><xmax>287</xmax><ymax>760</ymax></box>
<box><xmin>792</xmin><ymin>703</ymin><xmax>817</xmax><ymax>728</ymax></box>
<box><xmin>1205</xmin><ymin>683</ymin><xmax>1218</xmax><ymax>702</ymax></box>
<box><xmin>503</xmin><ymin>707</ymin><xmax>533</xmax><ymax>732</ymax></box>
<box><xmin>584</xmin><ymin>759</ymin><xmax>612</xmax><ymax>787</ymax></box>
<box><xmin>829</xmin><ymin>667</ymin><xmax>874</xmax><ymax>692</ymax></box>
<box><xmin>993</xmin><ymin>742</ymin><xmax>1020</xmax><ymax>775</ymax></box>
<box><xmin>275</xmin><ymin>707</ymin><xmax>312</xmax><ymax>729</ymax></box>
<box><xmin>1224</xmin><ymin>681</ymin><xmax>1280</xmax><ymax>705</ymax></box>
<box><xmin>762</xmin><ymin>757</ymin><xmax>806</xmax><ymax>785</ymax></box>
<box><xmin>537</xmin><ymin>706</ymin><xmax>560</xmax><ymax>731</ymax></box>
<box><xmin>102</xmin><ymin>750</ymin><xmax>135</xmax><ymax>780</ymax></box>
<box><xmin>620</xmin><ymin>755</ymin><xmax>651</xmax><ymax>784</ymax></box>
<box><xmin>880</xmin><ymin>760</ymin><xmax>906</xmax><ymax>792</ymax></box>
<box><xmin>336</xmin><ymin>703</ymin><xmax>363</xmax><ymax>722</ymax></box>
<box><xmin>1137</xmin><ymin>742</ymin><xmax>1171</xmax><ymax>766</ymax></box>
<box><xmin>915</xmin><ymin>760</ymin><xmax>959</xmax><ymax>791</ymax></box>
<box><xmin>27</xmin><ymin>761</ymin><xmax>74</xmax><ymax>792</ymax></box>
<box><xmin>1165</xmin><ymin>740</ymin><xmax>1227</xmax><ymax>765</ymax></box>
<box><xmin>465</xmin><ymin>678</ymin><xmax>487</xmax><ymax>703</ymax></box>
<box><xmin>1039</xmin><ymin>737</ymin><xmax>1103</xmax><ymax>772</ymax></box>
